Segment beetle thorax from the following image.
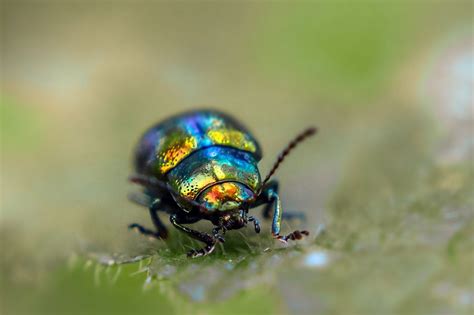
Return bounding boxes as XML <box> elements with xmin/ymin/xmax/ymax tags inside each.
<box><xmin>166</xmin><ymin>146</ymin><xmax>261</xmax><ymax>212</ymax></box>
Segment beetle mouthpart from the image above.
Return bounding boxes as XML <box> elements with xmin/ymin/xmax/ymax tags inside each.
<box><xmin>218</xmin><ymin>210</ymin><xmax>247</xmax><ymax>231</ymax></box>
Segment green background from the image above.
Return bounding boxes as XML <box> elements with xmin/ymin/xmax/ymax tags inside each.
<box><xmin>1</xmin><ymin>2</ymin><xmax>473</xmax><ymax>314</ymax></box>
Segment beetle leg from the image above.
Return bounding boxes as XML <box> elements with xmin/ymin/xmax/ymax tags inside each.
<box><xmin>274</xmin><ymin>230</ymin><xmax>310</xmax><ymax>243</ymax></box>
<box><xmin>148</xmin><ymin>199</ymin><xmax>169</xmax><ymax>238</ymax></box>
<box><xmin>212</xmin><ymin>226</ymin><xmax>226</xmax><ymax>243</ymax></box>
<box><xmin>128</xmin><ymin>223</ymin><xmax>158</xmax><ymax>239</ymax></box>
<box><xmin>248</xmin><ymin>216</ymin><xmax>261</xmax><ymax>233</ymax></box>
<box><xmin>260</xmin><ymin>185</ymin><xmax>309</xmax><ymax>243</ymax></box>
<box><xmin>266</xmin><ymin>188</ymin><xmax>283</xmax><ymax>237</ymax></box>
<box><xmin>261</xmin><ymin>181</ymin><xmax>279</xmax><ymax>219</ymax></box>
<box><xmin>128</xmin><ymin>199</ymin><xmax>168</xmax><ymax>239</ymax></box>
<box><xmin>170</xmin><ymin>214</ymin><xmax>217</xmax><ymax>258</ymax></box>
<box><xmin>258</xmin><ymin>181</ymin><xmax>306</xmax><ymax>221</ymax></box>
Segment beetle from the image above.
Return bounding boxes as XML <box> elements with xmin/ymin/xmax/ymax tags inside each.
<box><xmin>128</xmin><ymin>110</ymin><xmax>317</xmax><ymax>257</ymax></box>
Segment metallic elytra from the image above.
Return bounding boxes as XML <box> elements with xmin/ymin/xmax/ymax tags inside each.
<box><xmin>129</xmin><ymin>109</ymin><xmax>317</xmax><ymax>258</ymax></box>
<box><xmin>135</xmin><ymin>110</ymin><xmax>262</xmax><ymax>177</ymax></box>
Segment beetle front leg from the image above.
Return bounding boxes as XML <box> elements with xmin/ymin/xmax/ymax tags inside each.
<box><xmin>170</xmin><ymin>214</ymin><xmax>217</xmax><ymax>258</ymax></box>
<box><xmin>212</xmin><ymin>226</ymin><xmax>227</xmax><ymax>243</ymax></box>
<box><xmin>261</xmin><ymin>181</ymin><xmax>306</xmax><ymax>221</ymax></box>
<box><xmin>262</xmin><ymin>186</ymin><xmax>309</xmax><ymax>243</ymax></box>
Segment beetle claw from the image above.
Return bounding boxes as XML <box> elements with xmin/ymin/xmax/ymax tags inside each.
<box><xmin>128</xmin><ymin>223</ymin><xmax>139</xmax><ymax>232</ymax></box>
<box><xmin>276</xmin><ymin>237</ymin><xmax>288</xmax><ymax>244</ymax></box>
<box><xmin>215</xmin><ymin>234</ymin><xmax>225</xmax><ymax>243</ymax></box>
<box><xmin>274</xmin><ymin>230</ymin><xmax>309</xmax><ymax>243</ymax></box>
<box><xmin>255</xmin><ymin>224</ymin><xmax>261</xmax><ymax>234</ymax></box>
<box><xmin>248</xmin><ymin>216</ymin><xmax>261</xmax><ymax>234</ymax></box>
<box><xmin>187</xmin><ymin>243</ymin><xmax>216</xmax><ymax>258</ymax></box>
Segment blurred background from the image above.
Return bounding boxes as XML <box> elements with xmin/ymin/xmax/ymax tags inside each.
<box><xmin>1</xmin><ymin>2</ymin><xmax>473</xmax><ymax>315</ymax></box>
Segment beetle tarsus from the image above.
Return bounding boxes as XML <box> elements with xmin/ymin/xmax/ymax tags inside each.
<box><xmin>274</xmin><ymin>230</ymin><xmax>310</xmax><ymax>243</ymax></box>
<box><xmin>248</xmin><ymin>216</ymin><xmax>261</xmax><ymax>233</ymax></box>
<box><xmin>128</xmin><ymin>223</ymin><xmax>167</xmax><ymax>239</ymax></box>
<box><xmin>187</xmin><ymin>243</ymin><xmax>216</xmax><ymax>258</ymax></box>
<box><xmin>170</xmin><ymin>214</ymin><xmax>218</xmax><ymax>256</ymax></box>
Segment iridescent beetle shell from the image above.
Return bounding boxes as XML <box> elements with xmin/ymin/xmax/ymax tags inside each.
<box><xmin>134</xmin><ymin>110</ymin><xmax>262</xmax><ymax>212</ymax></box>
<box><xmin>130</xmin><ymin>110</ymin><xmax>316</xmax><ymax>257</ymax></box>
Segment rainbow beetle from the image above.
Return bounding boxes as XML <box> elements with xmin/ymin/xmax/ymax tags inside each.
<box><xmin>128</xmin><ymin>110</ymin><xmax>317</xmax><ymax>258</ymax></box>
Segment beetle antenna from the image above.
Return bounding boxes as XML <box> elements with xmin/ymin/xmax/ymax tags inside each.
<box><xmin>260</xmin><ymin>127</ymin><xmax>317</xmax><ymax>189</ymax></box>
